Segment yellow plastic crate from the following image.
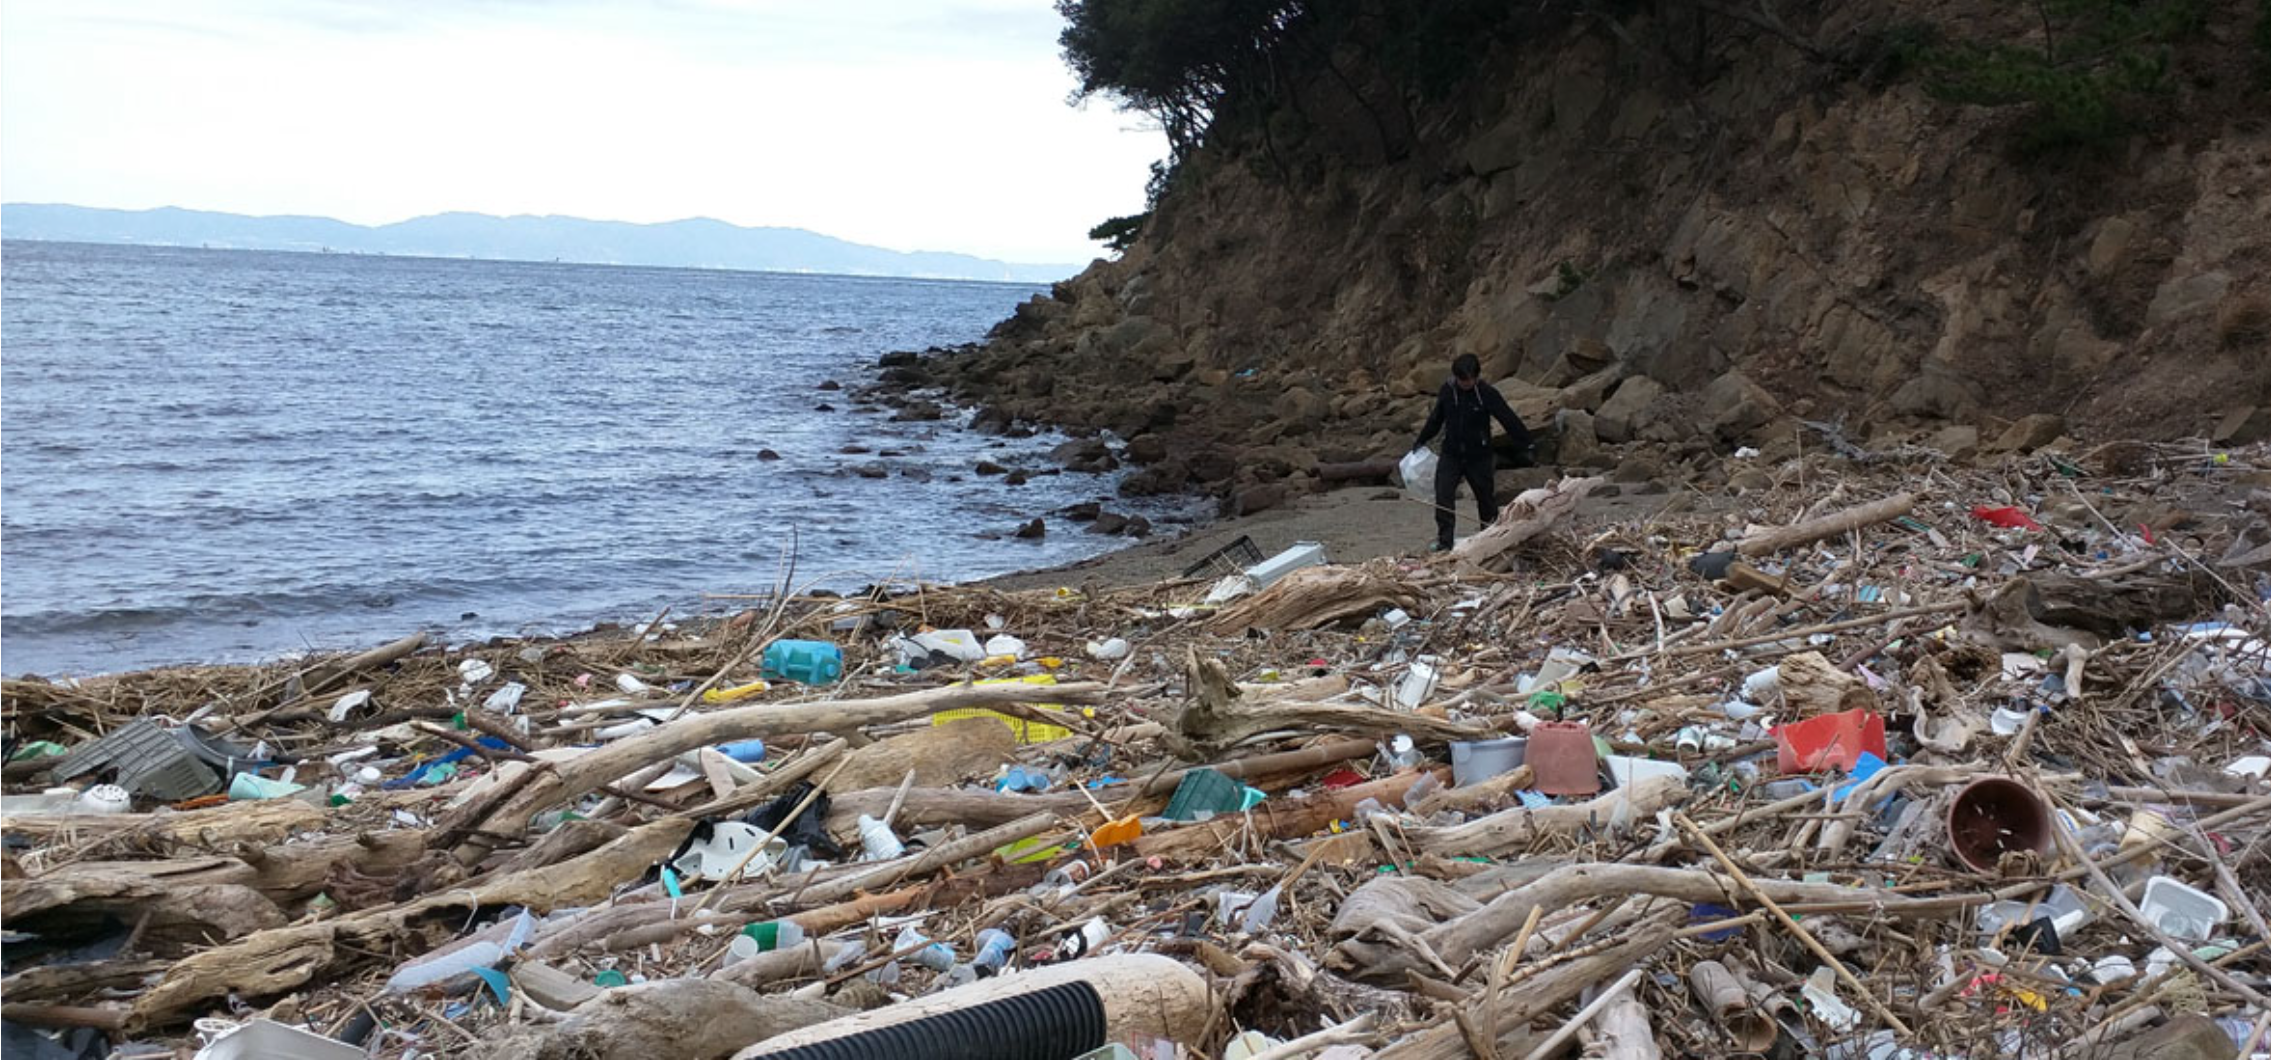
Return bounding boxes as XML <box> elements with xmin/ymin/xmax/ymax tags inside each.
<box><xmin>934</xmin><ymin>675</ymin><xmax>1070</xmax><ymax>743</ymax></box>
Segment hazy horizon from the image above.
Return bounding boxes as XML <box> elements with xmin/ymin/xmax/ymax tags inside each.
<box><xmin>0</xmin><ymin>1</ymin><xmax>1169</xmax><ymax>264</ymax></box>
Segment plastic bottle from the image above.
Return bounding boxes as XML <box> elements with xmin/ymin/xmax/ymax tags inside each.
<box><xmin>972</xmin><ymin>927</ymin><xmax>1013</xmax><ymax>973</ymax></box>
<box><xmin>857</xmin><ymin>814</ymin><xmax>904</xmax><ymax>860</ymax></box>
<box><xmin>1387</xmin><ymin>734</ymin><xmax>1421</xmax><ymax>770</ymax></box>
<box><xmin>760</xmin><ymin>640</ymin><xmax>845</xmax><ymax>685</ymax></box>
<box><xmin>892</xmin><ymin>925</ymin><xmax>955</xmax><ymax>972</ymax></box>
<box><xmin>385</xmin><ymin>910</ymin><xmax>533</xmax><ymax>993</ymax></box>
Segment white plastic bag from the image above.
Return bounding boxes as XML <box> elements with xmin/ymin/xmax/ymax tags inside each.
<box><xmin>1398</xmin><ymin>447</ymin><xmax>1438</xmax><ymax>500</ymax></box>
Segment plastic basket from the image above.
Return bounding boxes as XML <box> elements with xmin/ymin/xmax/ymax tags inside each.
<box><xmin>1179</xmin><ymin>534</ymin><xmax>1265</xmax><ymax>580</ymax></box>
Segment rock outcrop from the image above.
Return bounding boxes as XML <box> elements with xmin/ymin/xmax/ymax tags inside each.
<box><xmin>865</xmin><ymin>2</ymin><xmax>2270</xmax><ymax>513</ymax></box>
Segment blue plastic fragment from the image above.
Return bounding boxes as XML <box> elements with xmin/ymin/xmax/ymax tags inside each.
<box><xmin>1514</xmin><ymin>790</ymin><xmax>1553</xmax><ymax>810</ymax></box>
<box><xmin>1690</xmin><ymin>903</ymin><xmax>1742</xmax><ymax>941</ymax></box>
<box><xmin>471</xmin><ymin>965</ymin><xmax>511</xmax><ymax>1006</ymax></box>
<box><xmin>1831</xmin><ymin>752</ymin><xmax>1889</xmax><ymax>804</ymax></box>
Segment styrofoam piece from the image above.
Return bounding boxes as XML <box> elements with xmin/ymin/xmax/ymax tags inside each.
<box><xmin>193</xmin><ymin>1019</ymin><xmax>365</xmax><ymax>1060</ymax></box>
<box><xmin>1394</xmin><ymin>657</ymin><xmax>1441</xmax><ymax>709</ymax></box>
<box><xmin>328</xmin><ymin>690</ymin><xmax>372</xmax><ymax>722</ymax></box>
<box><xmin>1244</xmin><ymin>541</ymin><xmax>1327</xmax><ymax>590</ymax></box>
<box><xmin>2139</xmin><ymin>875</ymin><xmax>2228</xmax><ymax>941</ymax></box>
<box><xmin>672</xmin><ymin>821</ymin><xmax>788</xmax><ymax>881</ymax></box>
<box><xmin>1604</xmin><ymin>754</ymin><xmax>1690</xmax><ymax>787</ymax></box>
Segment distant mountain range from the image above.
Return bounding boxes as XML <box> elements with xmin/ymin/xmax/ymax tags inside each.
<box><xmin>0</xmin><ymin>204</ymin><xmax>1082</xmax><ymax>283</ymax></box>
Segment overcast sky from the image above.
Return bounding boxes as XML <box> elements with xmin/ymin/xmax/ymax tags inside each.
<box><xmin>1</xmin><ymin>0</ymin><xmax>1167</xmax><ymax>264</ymax></box>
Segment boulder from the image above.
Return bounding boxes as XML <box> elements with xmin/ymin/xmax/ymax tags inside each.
<box><xmin>2214</xmin><ymin>407</ymin><xmax>2271</xmax><ymax>446</ymax></box>
<box><xmin>1594</xmin><ymin>376</ymin><xmax>1666</xmax><ymax>443</ymax></box>
<box><xmin>974</xmin><ymin>460</ymin><xmax>1009</xmax><ymax>476</ymax></box>
<box><xmin>851</xmin><ymin>463</ymin><xmax>887</xmax><ymax>479</ymax></box>
<box><xmin>1556</xmin><ymin>364</ymin><xmax>1624</xmax><ymax>413</ymax></box>
<box><xmin>1013</xmin><ymin>518</ymin><xmax>1046</xmax><ymax>539</ymax></box>
<box><xmin>1186</xmin><ymin>449</ymin><xmax>1239</xmax><ymax>484</ymax></box>
<box><xmin>1048</xmin><ymin>437</ymin><xmax>1112</xmax><ymax>466</ymax></box>
<box><xmin>1062</xmin><ymin>501</ymin><xmax>1102</xmax><ymax>521</ymax></box>
<box><xmin>1926</xmin><ymin>424</ymin><xmax>1981</xmax><ymax>460</ymax></box>
<box><xmin>1123</xmin><ymin>515</ymin><xmax>1153</xmax><ymax>537</ymax></box>
<box><xmin>1119</xmin><ymin>460</ymin><xmax>1191</xmax><ymax>497</ymax></box>
<box><xmin>1124</xmin><ymin>433</ymin><xmax>1169</xmax><ymax>465</ymax></box>
<box><xmin>1990</xmin><ymin>414</ymin><xmax>2066</xmax><ymax>453</ymax></box>
<box><xmin>1700</xmin><ymin>369</ymin><xmax>1782</xmax><ymax>441</ymax></box>
<box><xmin>1277</xmin><ymin>386</ymin><xmax>1329</xmax><ymax>425</ymax></box>
<box><xmin>1493</xmin><ymin>377</ymin><xmax>1562</xmax><ymax>427</ymax></box>
<box><xmin>757</xmin><ymin>449</ymin><xmax>781</xmax><ymax>461</ymax></box>
<box><xmin>889</xmin><ymin>400</ymin><xmax>945</xmax><ymax>422</ymax></box>
<box><xmin>817</xmin><ymin>379</ymin><xmax>841</xmax><ymax>391</ymax></box>
<box><xmin>1088</xmin><ymin>512</ymin><xmax>1130</xmax><ymax>535</ymax></box>
<box><xmin>1554</xmin><ymin>409</ymin><xmax>1608</xmax><ymax>469</ymax></box>
<box><xmin>1223</xmin><ymin>483</ymin><xmax>1288</xmax><ymax>517</ymax></box>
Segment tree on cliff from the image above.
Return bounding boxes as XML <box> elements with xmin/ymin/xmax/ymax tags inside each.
<box><xmin>1056</xmin><ymin>0</ymin><xmax>1301</xmax><ymax>157</ymax></box>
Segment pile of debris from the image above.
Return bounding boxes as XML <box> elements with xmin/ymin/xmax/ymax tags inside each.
<box><xmin>4</xmin><ymin>441</ymin><xmax>2267</xmax><ymax>1060</ymax></box>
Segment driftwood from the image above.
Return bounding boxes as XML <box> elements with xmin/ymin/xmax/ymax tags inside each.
<box><xmin>476</xmin><ymin>979</ymin><xmax>849</xmax><ymax>1060</ymax></box>
<box><xmin>794</xmin><ymin>811</ymin><xmax>1062</xmax><ymax>906</ymax></box>
<box><xmin>1134</xmin><ymin>768</ymin><xmax>1443</xmax><ymax>860</ymax></box>
<box><xmin>1207</xmin><ymin>562</ymin><xmax>1422</xmax><ymax>635</ymax></box>
<box><xmin>1411</xmin><ymin>765</ymin><xmax>1534</xmax><ymax>816</ymax></box>
<box><xmin>824</xmin><ymin>715</ymin><xmax>1016</xmax><ymax>791</ymax></box>
<box><xmin>1170</xmin><ymin>652</ymin><xmax>1483</xmax><ymax>757</ymax></box>
<box><xmin>1373</xmin><ymin>924</ymin><xmax>1676</xmax><ymax>1059</ymax></box>
<box><xmin>822</xmin><ymin>739</ymin><xmax>1378</xmax><ymax>833</ymax></box>
<box><xmin>449</xmin><ymin>681</ymin><xmax>1105</xmax><ymax>863</ymax></box>
<box><xmin>1399</xmin><ymin>775</ymin><xmax>1684</xmax><ymax>858</ymax></box>
<box><xmin>1769</xmin><ymin>650</ymin><xmax>1878</xmax><ymax>716</ymax></box>
<box><xmin>0</xmin><ymin>800</ymin><xmax>326</xmax><ymax>849</ymax></box>
<box><xmin>126</xmin><ymin>817</ymin><xmax>692</xmax><ymax>1029</ymax></box>
<box><xmin>1448</xmin><ymin>476</ymin><xmax>1602</xmax><ymax>570</ymax></box>
<box><xmin>1734</xmin><ymin>491</ymin><xmax>1916</xmax><ymax>556</ymax></box>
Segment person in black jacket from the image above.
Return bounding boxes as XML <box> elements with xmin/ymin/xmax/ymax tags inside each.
<box><xmin>1413</xmin><ymin>353</ymin><xmax>1534</xmax><ymax>551</ymax></box>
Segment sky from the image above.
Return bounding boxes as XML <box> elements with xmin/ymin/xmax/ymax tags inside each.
<box><xmin>0</xmin><ymin>0</ymin><xmax>1168</xmax><ymax>264</ymax></box>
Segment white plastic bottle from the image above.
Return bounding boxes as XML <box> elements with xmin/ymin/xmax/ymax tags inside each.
<box><xmin>857</xmin><ymin>814</ymin><xmax>904</xmax><ymax>860</ymax></box>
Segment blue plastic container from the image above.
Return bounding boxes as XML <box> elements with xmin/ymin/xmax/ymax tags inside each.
<box><xmin>761</xmin><ymin>639</ymin><xmax>843</xmax><ymax>685</ymax></box>
<box><xmin>717</xmin><ymin>739</ymin><xmax>769</xmax><ymax>763</ymax></box>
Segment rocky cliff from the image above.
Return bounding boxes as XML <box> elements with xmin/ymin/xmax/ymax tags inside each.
<box><xmin>874</xmin><ymin>1</ymin><xmax>2269</xmax><ymax>513</ymax></box>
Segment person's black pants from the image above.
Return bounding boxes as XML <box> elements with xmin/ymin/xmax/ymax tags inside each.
<box><xmin>1434</xmin><ymin>450</ymin><xmax>1497</xmax><ymax>549</ymax></box>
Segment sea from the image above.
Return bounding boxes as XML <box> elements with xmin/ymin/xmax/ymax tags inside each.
<box><xmin>0</xmin><ymin>241</ymin><xmax>1194</xmax><ymax>677</ymax></box>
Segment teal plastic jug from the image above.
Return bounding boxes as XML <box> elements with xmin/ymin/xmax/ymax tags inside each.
<box><xmin>761</xmin><ymin>639</ymin><xmax>843</xmax><ymax>685</ymax></box>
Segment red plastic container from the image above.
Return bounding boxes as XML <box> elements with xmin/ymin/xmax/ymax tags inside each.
<box><xmin>1774</xmin><ymin>708</ymin><xmax>1887</xmax><ymax>773</ymax></box>
<box><xmin>1526</xmin><ymin>721</ymin><xmax>1600</xmax><ymax>796</ymax></box>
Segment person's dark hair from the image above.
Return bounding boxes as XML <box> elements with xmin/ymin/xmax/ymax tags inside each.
<box><xmin>1451</xmin><ymin>353</ymin><xmax>1481</xmax><ymax>382</ymax></box>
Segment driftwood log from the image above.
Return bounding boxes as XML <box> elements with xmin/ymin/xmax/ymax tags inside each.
<box><xmin>448</xmin><ymin>681</ymin><xmax>1105</xmax><ymax>863</ymax></box>
<box><xmin>1733</xmin><ymin>492</ymin><xmax>1916</xmax><ymax>556</ymax></box>
<box><xmin>1133</xmin><ymin>768</ymin><xmax>1444</xmax><ymax>860</ymax></box>
<box><xmin>125</xmin><ymin>817</ymin><xmax>692</xmax><ymax>1029</ymax></box>
<box><xmin>1170</xmin><ymin>652</ymin><xmax>1483</xmax><ymax>757</ymax></box>
<box><xmin>1448</xmin><ymin>476</ymin><xmax>1602</xmax><ymax>570</ymax></box>
<box><xmin>1398</xmin><ymin>775</ymin><xmax>1684</xmax><ymax>858</ymax></box>
<box><xmin>1207</xmin><ymin>562</ymin><xmax>1422</xmax><ymax>635</ymax></box>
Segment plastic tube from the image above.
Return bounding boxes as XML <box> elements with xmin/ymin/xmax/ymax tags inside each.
<box><xmin>749</xmin><ymin>981</ymin><xmax>1106</xmax><ymax>1060</ymax></box>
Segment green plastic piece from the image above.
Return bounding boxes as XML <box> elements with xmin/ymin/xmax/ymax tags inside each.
<box><xmin>593</xmin><ymin>970</ymin><xmax>629</xmax><ymax>988</ymax></box>
<box><xmin>1163</xmin><ymin>767</ymin><xmax>1253</xmax><ymax>821</ymax></box>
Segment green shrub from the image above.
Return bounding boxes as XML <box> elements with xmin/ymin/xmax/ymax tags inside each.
<box><xmin>1901</xmin><ymin>0</ymin><xmax>2205</xmax><ymax>150</ymax></box>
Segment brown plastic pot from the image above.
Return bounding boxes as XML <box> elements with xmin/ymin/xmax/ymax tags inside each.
<box><xmin>1946</xmin><ymin>776</ymin><xmax>2052</xmax><ymax>874</ymax></box>
<box><xmin>1526</xmin><ymin>721</ymin><xmax>1600</xmax><ymax>796</ymax></box>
